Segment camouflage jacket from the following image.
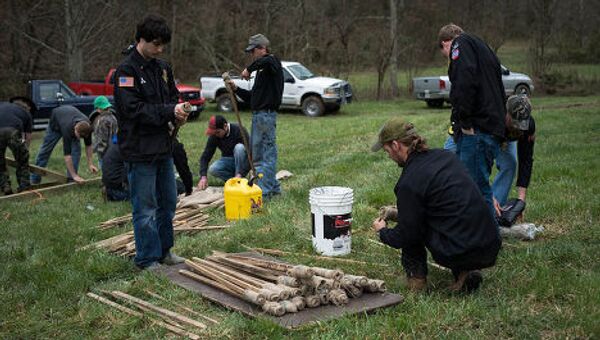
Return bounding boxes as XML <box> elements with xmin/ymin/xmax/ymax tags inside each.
<box><xmin>92</xmin><ymin>109</ymin><xmax>118</xmax><ymax>157</ymax></box>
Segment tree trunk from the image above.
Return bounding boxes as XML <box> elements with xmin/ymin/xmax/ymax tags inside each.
<box><xmin>388</xmin><ymin>0</ymin><xmax>399</xmax><ymax>97</ymax></box>
<box><xmin>64</xmin><ymin>0</ymin><xmax>83</xmax><ymax>81</ymax></box>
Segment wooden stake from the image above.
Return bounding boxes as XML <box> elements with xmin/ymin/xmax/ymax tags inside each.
<box><xmin>87</xmin><ymin>292</ymin><xmax>142</xmax><ymax>317</ymax></box>
<box><xmin>207</xmin><ymin>256</ymin><xmax>280</xmax><ymax>281</ymax></box>
<box><xmin>247</xmin><ymin>246</ymin><xmax>388</xmax><ymax>267</ymax></box>
<box><xmin>87</xmin><ymin>293</ymin><xmax>201</xmax><ymax>340</ymax></box>
<box><xmin>180</xmin><ymin>269</ymin><xmax>239</xmax><ymax>297</ymax></box>
<box><xmin>110</xmin><ymin>291</ymin><xmax>207</xmax><ymax>331</ymax></box>
<box><xmin>144</xmin><ymin>290</ymin><xmax>219</xmax><ymax>325</ymax></box>
<box><xmin>194</xmin><ymin>258</ymin><xmax>266</xmax><ymax>288</ymax></box>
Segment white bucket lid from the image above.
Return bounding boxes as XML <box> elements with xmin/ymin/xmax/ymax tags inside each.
<box><xmin>309</xmin><ymin>186</ymin><xmax>353</xmax><ymax>198</ymax></box>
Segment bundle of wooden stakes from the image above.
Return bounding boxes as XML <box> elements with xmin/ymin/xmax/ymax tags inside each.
<box><xmin>179</xmin><ymin>252</ymin><xmax>387</xmax><ymax>317</ymax></box>
<box><xmin>87</xmin><ymin>290</ymin><xmax>219</xmax><ymax>339</ymax></box>
<box><xmin>83</xmin><ymin>206</ymin><xmax>228</xmax><ymax>257</ymax></box>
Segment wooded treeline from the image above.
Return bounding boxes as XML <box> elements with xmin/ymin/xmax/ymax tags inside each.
<box><xmin>1</xmin><ymin>0</ymin><xmax>599</xmax><ymax>99</ymax></box>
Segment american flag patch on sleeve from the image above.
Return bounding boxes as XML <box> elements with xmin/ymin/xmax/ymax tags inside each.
<box><xmin>118</xmin><ymin>77</ymin><xmax>134</xmax><ymax>87</ymax></box>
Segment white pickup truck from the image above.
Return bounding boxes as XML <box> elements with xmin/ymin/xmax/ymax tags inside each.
<box><xmin>200</xmin><ymin>61</ymin><xmax>353</xmax><ymax>117</ymax></box>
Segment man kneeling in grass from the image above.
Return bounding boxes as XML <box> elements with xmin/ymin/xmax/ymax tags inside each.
<box><xmin>371</xmin><ymin>118</ymin><xmax>501</xmax><ymax>293</ymax></box>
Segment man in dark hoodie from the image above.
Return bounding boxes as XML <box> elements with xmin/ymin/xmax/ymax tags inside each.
<box><xmin>438</xmin><ymin>24</ymin><xmax>506</xmax><ymax>218</ymax></box>
<box><xmin>226</xmin><ymin>34</ymin><xmax>284</xmax><ymax>201</ymax></box>
<box><xmin>371</xmin><ymin>118</ymin><xmax>501</xmax><ymax>293</ymax></box>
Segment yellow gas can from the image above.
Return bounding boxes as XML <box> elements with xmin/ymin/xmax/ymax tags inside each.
<box><xmin>224</xmin><ymin>178</ymin><xmax>262</xmax><ymax>220</ymax></box>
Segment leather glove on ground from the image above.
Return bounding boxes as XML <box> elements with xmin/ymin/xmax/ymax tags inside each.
<box><xmin>379</xmin><ymin>205</ymin><xmax>398</xmax><ymax>222</ymax></box>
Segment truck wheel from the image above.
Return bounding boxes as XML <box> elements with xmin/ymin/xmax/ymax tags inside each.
<box><xmin>426</xmin><ymin>99</ymin><xmax>444</xmax><ymax>108</ymax></box>
<box><xmin>302</xmin><ymin>96</ymin><xmax>325</xmax><ymax>117</ymax></box>
<box><xmin>514</xmin><ymin>84</ymin><xmax>531</xmax><ymax>96</ymax></box>
<box><xmin>216</xmin><ymin>93</ymin><xmax>234</xmax><ymax>112</ymax></box>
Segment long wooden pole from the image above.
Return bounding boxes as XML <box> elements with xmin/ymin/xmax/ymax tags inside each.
<box><xmin>246</xmin><ymin>246</ymin><xmax>389</xmax><ymax>267</ymax></box>
<box><xmin>194</xmin><ymin>258</ymin><xmax>267</xmax><ymax>288</ymax></box>
<box><xmin>144</xmin><ymin>290</ymin><xmax>219</xmax><ymax>325</ymax></box>
<box><xmin>86</xmin><ymin>292</ymin><xmax>201</xmax><ymax>340</ymax></box>
<box><xmin>110</xmin><ymin>291</ymin><xmax>207</xmax><ymax>331</ymax></box>
<box><xmin>180</xmin><ymin>269</ymin><xmax>240</xmax><ymax>297</ymax></box>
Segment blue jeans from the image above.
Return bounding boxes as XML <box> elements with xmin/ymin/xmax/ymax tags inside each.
<box><xmin>208</xmin><ymin>144</ymin><xmax>249</xmax><ymax>181</ymax></box>
<box><xmin>127</xmin><ymin>158</ymin><xmax>177</xmax><ymax>268</ymax></box>
<box><xmin>252</xmin><ymin>110</ymin><xmax>280</xmax><ymax>197</ymax></box>
<box><xmin>492</xmin><ymin>141</ymin><xmax>517</xmax><ymax>206</ymax></box>
<box><xmin>31</xmin><ymin>125</ymin><xmax>81</xmax><ymax>183</ymax></box>
<box><xmin>456</xmin><ymin>132</ymin><xmax>500</xmax><ymax>220</ymax></box>
<box><xmin>443</xmin><ymin>136</ymin><xmax>457</xmax><ymax>153</ymax></box>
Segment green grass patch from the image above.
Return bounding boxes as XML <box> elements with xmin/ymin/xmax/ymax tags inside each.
<box><xmin>1</xmin><ymin>96</ymin><xmax>599</xmax><ymax>338</ymax></box>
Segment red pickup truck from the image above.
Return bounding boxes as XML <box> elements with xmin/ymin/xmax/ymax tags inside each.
<box><xmin>68</xmin><ymin>69</ymin><xmax>205</xmax><ymax>119</ymax></box>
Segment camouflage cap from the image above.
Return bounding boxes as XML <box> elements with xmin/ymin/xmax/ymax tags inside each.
<box><xmin>371</xmin><ymin>117</ymin><xmax>417</xmax><ymax>152</ymax></box>
<box><xmin>245</xmin><ymin>34</ymin><xmax>270</xmax><ymax>52</ymax></box>
<box><xmin>506</xmin><ymin>94</ymin><xmax>531</xmax><ymax>131</ymax></box>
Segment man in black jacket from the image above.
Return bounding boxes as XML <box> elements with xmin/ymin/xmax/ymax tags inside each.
<box><xmin>438</xmin><ymin>24</ymin><xmax>505</xmax><ymax>218</ymax></box>
<box><xmin>0</xmin><ymin>100</ymin><xmax>33</xmax><ymax>194</ymax></box>
<box><xmin>197</xmin><ymin>115</ymin><xmax>250</xmax><ymax>190</ymax></box>
<box><xmin>371</xmin><ymin>118</ymin><xmax>501</xmax><ymax>293</ymax></box>
<box><xmin>227</xmin><ymin>34</ymin><xmax>284</xmax><ymax>200</ymax></box>
<box><xmin>493</xmin><ymin>95</ymin><xmax>536</xmax><ymax>223</ymax></box>
<box><xmin>113</xmin><ymin>14</ymin><xmax>190</xmax><ymax>270</ymax></box>
<box><xmin>101</xmin><ymin>143</ymin><xmax>129</xmax><ymax>201</ymax></box>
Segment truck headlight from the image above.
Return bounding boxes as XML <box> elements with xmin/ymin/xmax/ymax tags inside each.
<box><xmin>324</xmin><ymin>87</ymin><xmax>338</xmax><ymax>95</ymax></box>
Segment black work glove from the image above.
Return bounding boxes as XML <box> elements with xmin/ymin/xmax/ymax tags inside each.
<box><xmin>497</xmin><ymin>198</ymin><xmax>526</xmax><ymax>227</ymax></box>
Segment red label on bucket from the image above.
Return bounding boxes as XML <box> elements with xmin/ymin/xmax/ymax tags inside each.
<box><xmin>312</xmin><ymin>213</ymin><xmax>352</xmax><ymax>240</ymax></box>
<box><xmin>334</xmin><ymin>216</ymin><xmax>352</xmax><ymax>228</ymax></box>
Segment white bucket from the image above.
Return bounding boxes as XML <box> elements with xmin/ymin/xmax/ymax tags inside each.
<box><xmin>309</xmin><ymin>186</ymin><xmax>353</xmax><ymax>256</ymax></box>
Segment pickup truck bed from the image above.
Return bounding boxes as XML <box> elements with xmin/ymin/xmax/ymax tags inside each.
<box><xmin>19</xmin><ymin>79</ymin><xmax>112</xmax><ymax>130</ymax></box>
<box><xmin>69</xmin><ymin>68</ymin><xmax>205</xmax><ymax>119</ymax></box>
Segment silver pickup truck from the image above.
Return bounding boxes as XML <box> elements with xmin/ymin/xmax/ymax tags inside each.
<box><xmin>413</xmin><ymin>65</ymin><xmax>534</xmax><ymax>107</ymax></box>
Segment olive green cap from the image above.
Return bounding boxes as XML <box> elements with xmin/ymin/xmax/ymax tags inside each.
<box><xmin>371</xmin><ymin>117</ymin><xmax>417</xmax><ymax>152</ymax></box>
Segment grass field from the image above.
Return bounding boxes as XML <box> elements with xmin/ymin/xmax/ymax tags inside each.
<box><xmin>1</xmin><ymin>95</ymin><xmax>599</xmax><ymax>338</ymax></box>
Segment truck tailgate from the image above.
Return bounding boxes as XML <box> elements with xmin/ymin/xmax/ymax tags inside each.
<box><xmin>412</xmin><ymin>76</ymin><xmax>449</xmax><ymax>100</ymax></box>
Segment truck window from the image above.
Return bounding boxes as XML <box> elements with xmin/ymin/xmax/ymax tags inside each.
<box><xmin>283</xmin><ymin>69</ymin><xmax>294</xmax><ymax>83</ymax></box>
<box><xmin>38</xmin><ymin>83</ymin><xmax>76</xmax><ymax>101</ymax></box>
<box><xmin>288</xmin><ymin>64</ymin><xmax>315</xmax><ymax>80</ymax></box>
<box><xmin>60</xmin><ymin>84</ymin><xmax>76</xmax><ymax>98</ymax></box>
<box><xmin>39</xmin><ymin>83</ymin><xmax>60</xmax><ymax>101</ymax></box>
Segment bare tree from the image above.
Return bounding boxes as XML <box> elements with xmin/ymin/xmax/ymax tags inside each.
<box><xmin>528</xmin><ymin>0</ymin><xmax>558</xmax><ymax>78</ymax></box>
<box><xmin>388</xmin><ymin>0</ymin><xmax>400</xmax><ymax>97</ymax></box>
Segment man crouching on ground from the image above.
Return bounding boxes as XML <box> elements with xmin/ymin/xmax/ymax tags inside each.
<box><xmin>371</xmin><ymin>117</ymin><xmax>501</xmax><ymax>293</ymax></box>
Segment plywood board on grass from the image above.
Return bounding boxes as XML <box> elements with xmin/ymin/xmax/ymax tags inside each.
<box><xmin>158</xmin><ymin>255</ymin><xmax>403</xmax><ymax>329</ymax></box>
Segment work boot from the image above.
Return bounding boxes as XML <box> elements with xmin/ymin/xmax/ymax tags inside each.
<box><xmin>144</xmin><ymin>262</ymin><xmax>163</xmax><ymax>271</ymax></box>
<box><xmin>405</xmin><ymin>276</ymin><xmax>427</xmax><ymax>292</ymax></box>
<box><xmin>160</xmin><ymin>252</ymin><xmax>185</xmax><ymax>265</ymax></box>
<box><xmin>449</xmin><ymin>270</ymin><xmax>483</xmax><ymax>293</ymax></box>
<box><xmin>17</xmin><ymin>185</ymin><xmax>31</xmax><ymax>193</ymax></box>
